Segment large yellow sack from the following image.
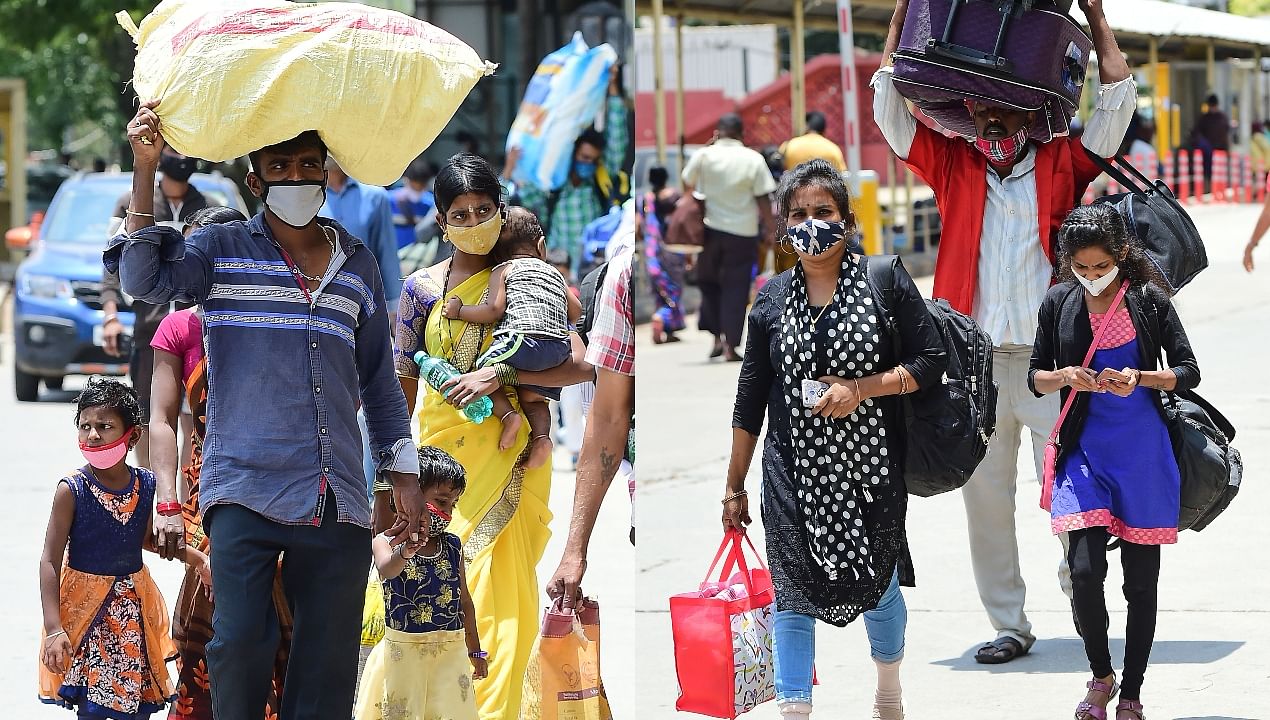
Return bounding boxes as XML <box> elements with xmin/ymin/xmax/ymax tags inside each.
<box><xmin>117</xmin><ymin>0</ymin><xmax>496</xmax><ymax>185</ymax></box>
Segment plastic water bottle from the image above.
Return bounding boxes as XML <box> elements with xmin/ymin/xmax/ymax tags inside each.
<box><xmin>414</xmin><ymin>351</ymin><xmax>492</xmax><ymax>424</ymax></box>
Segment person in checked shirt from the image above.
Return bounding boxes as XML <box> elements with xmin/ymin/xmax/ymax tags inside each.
<box><xmin>873</xmin><ymin>0</ymin><xmax>1135</xmax><ymax>666</ymax></box>
<box><xmin>545</xmin><ymin>219</ymin><xmax>635</xmax><ymax>606</ymax></box>
<box><xmin>104</xmin><ymin>101</ymin><xmax>426</xmax><ymax>719</ymax></box>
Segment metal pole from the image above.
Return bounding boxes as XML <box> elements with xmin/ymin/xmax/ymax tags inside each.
<box><xmin>1207</xmin><ymin>40</ymin><xmax>1217</xmax><ymax>95</ymax></box>
<box><xmin>792</xmin><ymin>0</ymin><xmax>807</xmax><ymax>137</ymax></box>
<box><xmin>1255</xmin><ymin>50</ymin><xmax>1264</xmax><ymax>125</ymax></box>
<box><xmin>652</xmin><ymin>0</ymin><xmax>668</xmax><ymax>165</ymax></box>
<box><xmin>836</xmin><ymin>0</ymin><xmax>862</xmax><ymax>178</ymax></box>
<box><xmin>676</xmin><ymin>6</ymin><xmax>687</xmax><ymax>178</ymax></box>
<box><xmin>1148</xmin><ymin>37</ymin><xmax>1158</xmax><ymax>120</ymax></box>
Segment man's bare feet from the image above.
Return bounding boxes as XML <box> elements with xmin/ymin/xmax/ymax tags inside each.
<box><xmin>498</xmin><ymin>412</ymin><xmax>523</xmax><ymax>451</ymax></box>
<box><xmin>526</xmin><ymin>435</ymin><xmax>553</xmax><ymax>469</ymax></box>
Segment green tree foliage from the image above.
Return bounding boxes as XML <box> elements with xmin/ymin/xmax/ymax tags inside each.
<box><xmin>0</xmin><ymin>1</ymin><xmax>156</xmax><ymax>161</ymax></box>
<box><xmin>1230</xmin><ymin>0</ymin><xmax>1270</xmax><ymax>16</ymax></box>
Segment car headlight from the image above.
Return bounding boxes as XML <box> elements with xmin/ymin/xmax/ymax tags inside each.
<box><xmin>18</xmin><ymin>273</ymin><xmax>74</xmax><ymax>300</ymax></box>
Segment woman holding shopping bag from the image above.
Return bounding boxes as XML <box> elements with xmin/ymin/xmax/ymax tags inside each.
<box><xmin>721</xmin><ymin>159</ymin><xmax>946</xmax><ymax>720</ymax></box>
<box><xmin>1030</xmin><ymin>204</ymin><xmax>1200</xmax><ymax>720</ymax></box>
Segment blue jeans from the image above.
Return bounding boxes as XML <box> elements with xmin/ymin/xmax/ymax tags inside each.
<box><xmin>204</xmin><ymin>493</ymin><xmax>369</xmax><ymax>719</ymax></box>
<box><xmin>772</xmin><ymin>571</ymin><xmax>907</xmax><ymax>704</ymax></box>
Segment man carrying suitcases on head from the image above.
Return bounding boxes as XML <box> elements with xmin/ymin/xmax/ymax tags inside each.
<box><xmin>872</xmin><ymin>0</ymin><xmax>1136</xmax><ymax>664</ymax></box>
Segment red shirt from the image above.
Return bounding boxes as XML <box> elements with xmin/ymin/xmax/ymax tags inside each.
<box><xmin>903</xmin><ymin>124</ymin><xmax>1105</xmax><ymax>315</ymax></box>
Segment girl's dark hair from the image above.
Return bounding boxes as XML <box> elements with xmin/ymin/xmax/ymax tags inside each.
<box><xmin>75</xmin><ymin>376</ymin><xmax>142</xmax><ymax>428</ymax></box>
<box><xmin>774</xmin><ymin>159</ymin><xmax>856</xmax><ymax>240</ymax></box>
<box><xmin>417</xmin><ymin>445</ymin><xmax>467</xmax><ymax>494</ymax></box>
<box><xmin>434</xmin><ymin>153</ymin><xmax>503</xmax><ymax>214</ymax></box>
<box><xmin>1056</xmin><ymin>204</ymin><xmax>1168</xmax><ymax>293</ymax></box>
<box><xmin>187</xmin><ymin>206</ymin><xmax>248</xmax><ymax>229</ymax></box>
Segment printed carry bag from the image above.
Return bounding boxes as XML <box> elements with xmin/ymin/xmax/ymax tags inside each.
<box><xmin>521</xmin><ymin>597</ymin><xmax>613</xmax><ymax>720</ymax></box>
<box><xmin>117</xmin><ymin>0</ymin><xmax>495</xmax><ymax>186</ymax></box>
<box><xmin>506</xmin><ymin>32</ymin><xmax>618</xmax><ymax>193</ymax></box>
<box><xmin>671</xmin><ymin>530</ymin><xmax>776</xmax><ymax>719</ymax></box>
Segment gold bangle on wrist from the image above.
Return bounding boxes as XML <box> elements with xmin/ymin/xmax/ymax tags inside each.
<box><xmin>722</xmin><ymin>489</ymin><xmax>748</xmax><ymax>505</ymax></box>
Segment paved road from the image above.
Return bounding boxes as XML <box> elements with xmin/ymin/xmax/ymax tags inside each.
<box><xmin>636</xmin><ymin>204</ymin><xmax>1270</xmax><ymax>720</ymax></box>
<box><xmin>0</xmin><ymin>319</ymin><xmax>635</xmax><ymax>714</ymax></box>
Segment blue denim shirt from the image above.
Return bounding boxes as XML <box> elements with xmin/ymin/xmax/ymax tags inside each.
<box><xmin>321</xmin><ymin>179</ymin><xmax>402</xmax><ymax>308</ymax></box>
<box><xmin>103</xmin><ymin>214</ymin><xmax>418</xmax><ymax>528</ymax></box>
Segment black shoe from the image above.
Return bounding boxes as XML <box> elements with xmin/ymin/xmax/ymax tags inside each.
<box><xmin>709</xmin><ymin>337</ymin><xmax>725</xmax><ymax>359</ymax></box>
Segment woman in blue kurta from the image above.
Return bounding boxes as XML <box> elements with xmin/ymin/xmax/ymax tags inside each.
<box><xmin>1030</xmin><ymin>205</ymin><xmax>1201</xmax><ymax>720</ymax></box>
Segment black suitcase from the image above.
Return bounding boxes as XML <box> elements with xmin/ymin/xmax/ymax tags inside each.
<box><xmin>892</xmin><ymin>0</ymin><xmax>1093</xmax><ymax>143</ymax></box>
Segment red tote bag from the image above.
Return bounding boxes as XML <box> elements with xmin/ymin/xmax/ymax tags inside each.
<box><xmin>671</xmin><ymin>530</ymin><xmax>776</xmax><ymax>719</ymax></box>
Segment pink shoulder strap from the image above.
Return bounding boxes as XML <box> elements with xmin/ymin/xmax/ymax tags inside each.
<box><xmin>1046</xmin><ymin>280</ymin><xmax>1131</xmax><ymax>444</ymax></box>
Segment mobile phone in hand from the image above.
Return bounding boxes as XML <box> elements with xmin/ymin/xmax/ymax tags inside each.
<box><xmin>1096</xmin><ymin>368</ymin><xmax>1130</xmax><ymax>385</ymax></box>
<box><xmin>801</xmin><ymin>379</ymin><xmax>829</xmax><ymax>408</ymax></box>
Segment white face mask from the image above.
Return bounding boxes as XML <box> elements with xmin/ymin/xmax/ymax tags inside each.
<box><xmin>262</xmin><ymin>180</ymin><xmax>326</xmax><ymax>228</ymax></box>
<box><xmin>1074</xmin><ymin>263</ymin><xmax>1120</xmax><ymax>295</ymax></box>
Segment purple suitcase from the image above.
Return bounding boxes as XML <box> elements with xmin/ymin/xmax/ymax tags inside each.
<box><xmin>891</xmin><ymin>0</ymin><xmax>1092</xmax><ymax>143</ymax></box>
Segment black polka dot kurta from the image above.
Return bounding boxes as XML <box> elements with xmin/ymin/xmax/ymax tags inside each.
<box><xmin>732</xmin><ymin>258</ymin><xmax>947</xmax><ymax>626</ymax></box>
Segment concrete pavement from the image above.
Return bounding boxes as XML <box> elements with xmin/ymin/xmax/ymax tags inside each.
<box><xmin>636</xmin><ymin>204</ymin><xmax>1270</xmax><ymax>720</ymax></box>
<box><xmin>0</xmin><ymin>326</ymin><xmax>634</xmax><ymax>714</ymax></box>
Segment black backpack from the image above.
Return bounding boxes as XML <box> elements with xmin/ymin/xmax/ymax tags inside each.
<box><xmin>866</xmin><ymin>256</ymin><xmax>998</xmax><ymax>497</ymax></box>
<box><xmin>1086</xmin><ymin>150</ymin><xmax>1207</xmax><ymax>294</ymax></box>
<box><xmin>577</xmin><ymin>261</ymin><xmax>609</xmax><ymax>346</ymax></box>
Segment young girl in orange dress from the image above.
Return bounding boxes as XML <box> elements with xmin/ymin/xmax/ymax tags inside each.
<box><xmin>38</xmin><ymin>377</ymin><xmax>210</xmax><ymax>719</ymax></box>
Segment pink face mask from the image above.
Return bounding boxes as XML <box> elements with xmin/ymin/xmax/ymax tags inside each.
<box><xmin>79</xmin><ymin>431</ymin><xmax>132</xmax><ymax>470</ymax></box>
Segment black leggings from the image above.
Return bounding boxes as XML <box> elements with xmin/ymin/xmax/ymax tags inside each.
<box><xmin>1068</xmin><ymin>527</ymin><xmax>1162</xmax><ymax>701</ymax></box>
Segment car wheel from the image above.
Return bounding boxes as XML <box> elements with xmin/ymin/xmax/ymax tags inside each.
<box><xmin>14</xmin><ymin>365</ymin><xmax>40</xmax><ymax>402</ymax></box>
<box><xmin>45</xmin><ymin>376</ymin><xmax>64</xmax><ymax>391</ymax></box>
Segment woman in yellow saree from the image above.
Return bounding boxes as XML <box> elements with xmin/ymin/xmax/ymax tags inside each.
<box><xmin>391</xmin><ymin>154</ymin><xmax>592</xmax><ymax>719</ymax></box>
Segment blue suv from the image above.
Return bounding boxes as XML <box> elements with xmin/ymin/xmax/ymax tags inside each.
<box><xmin>12</xmin><ymin>172</ymin><xmax>248</xmax><ymax>401</ymax></box>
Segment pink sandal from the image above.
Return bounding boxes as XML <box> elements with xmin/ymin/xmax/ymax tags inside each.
<box><xmin>1074</xmin><ymin>677</ymin><xmax>1119</xmax><ymax>720</ymax></box>
<box><xmin>1115</xmin><ymin>700</ymin><xmax>1145</xmax><ymax>719</ymax></box>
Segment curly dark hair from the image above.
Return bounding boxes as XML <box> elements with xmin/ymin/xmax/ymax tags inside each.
<box><xmin>75</xmin><ymin>376</ymin><xmax>142</xmax><ymax>428</ymax></box>
<box><xmin>774</xmin><ymin>159</ymin><xmax>857</xmax><ymax>243</ymax></box>
<box><xmin>1056</xmin><ymin>204</ymin><xmax>1168</xmax><ymax>293</ymax></box>
<box><xmin>417</xmin><ymin>445</ymin><xmax>467</xmax><ymax>495</ymax></box>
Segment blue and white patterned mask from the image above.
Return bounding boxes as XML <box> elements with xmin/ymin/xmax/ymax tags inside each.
<box><xmin>787</xmin><ymin>219</ymin><xmax>848</xmax><ymax>256</ymax></box>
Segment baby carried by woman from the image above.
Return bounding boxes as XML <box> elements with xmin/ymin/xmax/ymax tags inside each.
<box><xmin>444</xmin><ymin>206</ymin><xmax>582</xmax><ymax>467</ymax></box>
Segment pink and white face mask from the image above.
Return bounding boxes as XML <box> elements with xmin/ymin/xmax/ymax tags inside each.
<box><xmin>79</xmin><ymin>431</ymin><xmax>132</xmax><ymax>470</ymax></box>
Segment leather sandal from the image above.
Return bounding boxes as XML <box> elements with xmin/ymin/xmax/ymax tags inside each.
<box><xmin>1115</xmin><ymin>700</ymin><xmax>1145</xmax><ymax>720</ymax></box>
<box><xmin>973</xmin><ymin>636</ymin><xmax>1028</xmax><ymax>664</ymax></box>
<box><xmin>1074</xmin><ymin>677</ymin><xmax>1119</xmax><ymax>720</ymax></box>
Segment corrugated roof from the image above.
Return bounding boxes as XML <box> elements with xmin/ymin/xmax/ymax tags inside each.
<box><xmin>638</xmin><ymin>0</ymin><xmax>1270</xmax><ymax>54</ymax></box>
<box><xmin>1097</xmin><ymin>0</ymin><xmax>1270</xmax><ymax>48</ymax></box>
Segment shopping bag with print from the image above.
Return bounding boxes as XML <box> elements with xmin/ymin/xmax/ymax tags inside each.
<box><xmin>670</xmin><ymin>530</ymin><xmax>776</xmax><ymax>719</ymax></box>
<box><xmin>521</xmin><ymin>596</ymin><xmax>613</xmax><ymax>720</ymax></box>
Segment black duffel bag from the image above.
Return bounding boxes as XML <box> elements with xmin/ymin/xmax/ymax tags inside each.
<box><xmin>1086</xmin><ymin>150</ymin><xmax>1208</xmax><ymax>294</ymax></box>
<box><xmin>1166</xmin><ymin>390</ymin><xmax>1242</xmax><ymax>532</ymax></box>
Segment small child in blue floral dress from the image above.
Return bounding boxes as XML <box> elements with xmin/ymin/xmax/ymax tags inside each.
<box><xmin>354</xmin><ymin>446</ymin><xmax>486</xmax><ymax>720</ymax></box>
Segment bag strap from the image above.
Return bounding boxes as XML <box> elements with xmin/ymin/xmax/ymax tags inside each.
<box><xmin>1046</xmin><ymin>280</ymin><xmax>1130</xmax><ymax>445</ymax></box>
<box><xmin>1083</xmin><ymin>148</ymin><xmax>1151</xmax><ymax>199</ymax></box>
<box><xmin>701</xmin><ymin>530</ymin><xmax>768</xmax><ymax>597</ymax></box>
